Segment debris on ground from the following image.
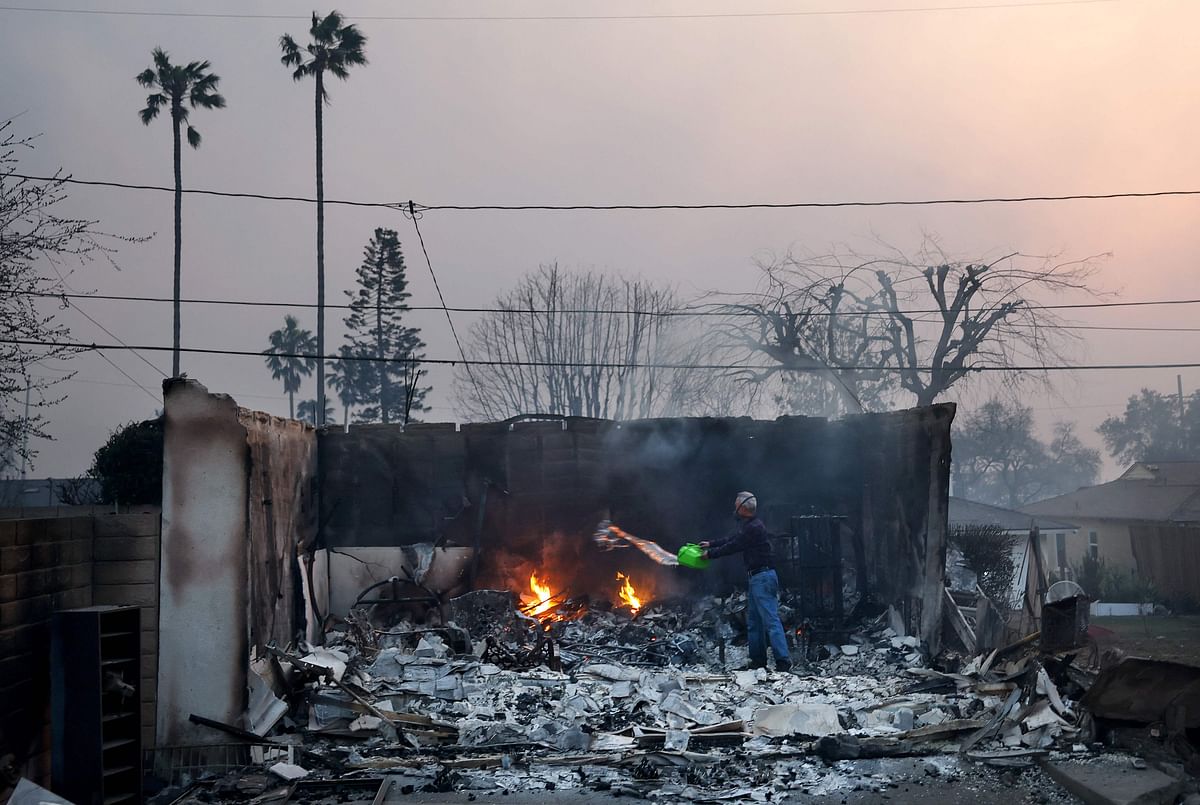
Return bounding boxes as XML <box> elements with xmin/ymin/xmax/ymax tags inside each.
<box><xmin>146</xmin><ymin>589</ymin><xmax>1200</xmax><ymax>803</ymax></box>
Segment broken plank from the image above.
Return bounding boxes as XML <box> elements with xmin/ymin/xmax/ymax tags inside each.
<box><xmin>900</xmin><ymin>719</ymin><xmax>986</xmax><ymax>742</ymax></box>
<box><xmin>974</xmin><ymin>682</ymin><xmax>1018</xmax><ymax>696</ymax></box>
<box><xmin>966</xmin><ymin>748</ymin><xmax>1048</xmax><ymax>768</ymax></box>
<box><xmin>944</xmin><ymin>587</ymin><xmax>977</xmax><ymax>653</ymax></box>
<box><xmin>959</xmin><ymin>688</ymin><xmax>1021</xmax><ymax>754</ymax></box>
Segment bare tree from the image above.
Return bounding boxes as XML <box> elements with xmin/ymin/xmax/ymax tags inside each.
<box><xmin>717</xmin><ymin>257</ymin><xmax>896</xmax><ymax>417</ymax></box>
<box><xmin>453</xmin><ymin>265</ymin><xmax>738</xmax><ymax>421</ymax></box>
<box><xmin>719</xmin><ymin>241</ymin><xmax>1104</xmax><ymax>412</ymax></box>
<box><xmin>1</xmin><ymin>120</ymin><xmax>142</xmax><ymax>474</ymax></box>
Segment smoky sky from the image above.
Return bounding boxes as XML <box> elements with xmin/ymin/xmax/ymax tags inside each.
<box><xmin>2</xmin><ymin>0</ymin><xmax>1199</xmax><ymax>478</ymax></box>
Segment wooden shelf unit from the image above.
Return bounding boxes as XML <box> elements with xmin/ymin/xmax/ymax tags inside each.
<box><xmin>52</xmin><ymin>605</ymin><xmax>143</xmax><ymax>805</ymax></box>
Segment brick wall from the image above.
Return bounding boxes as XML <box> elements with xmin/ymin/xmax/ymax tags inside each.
<box><xmin>0</xmin><ymin>509</ymin><xmax>160</xmax><ymax>784</ymax></box>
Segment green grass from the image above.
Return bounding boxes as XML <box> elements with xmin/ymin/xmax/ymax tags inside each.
<box><xmin>1091</xmin><ymin>615</ymin><xmax>1200</xmax><ymax>665</ymax></box>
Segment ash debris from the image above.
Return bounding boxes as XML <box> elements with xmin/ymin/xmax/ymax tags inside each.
<box><xmin>150</xmin><ymin>592</ymin><xmax>1191</xmax><ymax>804</ymax></box>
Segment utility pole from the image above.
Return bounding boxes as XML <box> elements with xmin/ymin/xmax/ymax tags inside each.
<box><xmin>1180</xmin><ymin>374</ymin><xmax>1187</xmax><ymax>454</ymax></box>
<box><xmin>18</xmin><ymin>382</ymin><xmax>30</xmax><ymax>480</ymax></box>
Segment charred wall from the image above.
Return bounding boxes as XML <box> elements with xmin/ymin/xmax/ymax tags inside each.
<box><xmin>319</xmin><ymin>405</ymin><xmax>954</xmax><ymax>647</ymax></box>
<box><xmin>158</xmin><ymin>379</ymin><xmax>316</xmax><ymax>747</ymax></box>
<box><xmin>240</xmin><ymin>410</ymin><xmax>317</xmax><ymax>651</ymax></box>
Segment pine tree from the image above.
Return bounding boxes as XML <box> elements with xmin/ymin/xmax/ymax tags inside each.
<box><xmin>343</xmin><ymin>228</ymin><xmax>429</xmax><ymax>424</ymax></box>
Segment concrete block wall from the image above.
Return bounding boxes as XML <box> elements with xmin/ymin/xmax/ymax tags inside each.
<box><xmin>0</xmin><ymin>509</ymin><xmax>161</xmax><ymax>784</ymax></box>
<box><xmin>0</xmin><ymin>516</ymin><xmax>94</xmax><ymax>783</ymax></box>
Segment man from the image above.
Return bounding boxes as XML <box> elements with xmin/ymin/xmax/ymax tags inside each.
<box><xmin>700</xmin><ymin>491</ymin><xmax>792</xmax><ymax>672</ymax></box>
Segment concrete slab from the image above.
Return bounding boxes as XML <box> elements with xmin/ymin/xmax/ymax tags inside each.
<box><xmin>1041</xmin><ymin>758</ymin><xmax>1183</xmax><ymax>805</ymax></box>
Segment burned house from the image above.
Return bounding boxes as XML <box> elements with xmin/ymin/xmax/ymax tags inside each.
<box><xmin>153</xmin><ymin>379</ymin><xmax>953</xmax><ymax>748</ymax></box>
<box><xmin>8</xmin><ymin>379</ymin><xmax>1196</xmax><ymax>803</ymax></box>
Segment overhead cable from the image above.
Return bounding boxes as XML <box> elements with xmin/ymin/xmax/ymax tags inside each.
<box><xmin>11</xmin><ymin>288</ymin><xmax>1200</xmax><ymax>320</ymax></box>
<box><xmin>413</xmin><ymin>189</ymin><xmax>1200</xmax><ymax>211</ymax></box>
<box><xmin>10</xmin><ymin>172</ymin><xmax>1200</xmax><ymax>212</ymax></box>
<box><xmin>405</xmin><ymin>201</ymin><xmax>488</xmax><ymax>416</ymax></box>
<box><xmin>5</xmin><ymin>337</ymin><xmax>1200</xmax><ymax>374</ymax></box>
<box><xmin>0</xmin><ymin>1</ymin><xmax>1119</xmax><ymax>23</ymax></box>
<box><xmin>6</xmin><ymin>172</ymin><xmax>404</xmax><ymax>210</ymax></box>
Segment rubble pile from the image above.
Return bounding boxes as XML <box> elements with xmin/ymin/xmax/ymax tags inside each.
<box><xmin>151</xmin><ymin>592</ymin><xmax>1178</xmax><ymax>803</ymax></box>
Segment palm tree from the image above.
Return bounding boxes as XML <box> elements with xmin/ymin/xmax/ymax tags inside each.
<box><xmin>136</xmin><ymin>48</ymin><xmax>226</xmax><ymax>378</ymax></box>
<box><xmin>280</xmin><ymin>11</ymin><xmax>368</xmax><ymax>427</ymax></box>
<box><xmin>297</xmin><ymin>398</ymin><xmax>336</xmax><ymax>426</ymax></box>
<box><xmin>263</xmin><ymin>315</ymin><xmax>317</xmax><ymax>418</ymax></box>
<box><xmin>328</xmin><ymin>345</ymin><xmax>366</xmax><ymax>429</ymax></box>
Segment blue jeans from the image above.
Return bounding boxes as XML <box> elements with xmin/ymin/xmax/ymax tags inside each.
<box><xmin>747</xmin><ymin>569</ymin><xmax>790</xmax><ymax>666</ymax></box>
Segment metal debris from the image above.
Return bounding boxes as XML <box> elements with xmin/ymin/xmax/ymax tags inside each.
<box><xmin>149</xmin><ymin>589</ymin><xmax>1170</xmax><ymax>804</ymax></box>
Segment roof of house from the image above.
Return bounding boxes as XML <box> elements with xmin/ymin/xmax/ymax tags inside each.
<box><xmin>948</xmin><ymin>496</ymin><xmax>1076</xmax><ymax>532</ymax></box>
<box><xmin>1021</xmin><ymin>461</ymin><xmax>1200</xmax><ymax>524</ymax></box>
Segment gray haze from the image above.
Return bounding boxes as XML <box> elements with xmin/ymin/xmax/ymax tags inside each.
<box><xmin>2</xmin><ymin>0</ymin><xmax>1199</xmax><ymax>478</ymax></box>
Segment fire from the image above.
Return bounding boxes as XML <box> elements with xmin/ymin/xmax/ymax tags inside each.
<box><xmin>523</xmin><ymin>571</ymin><xmax>555</xmax><ymax>619</ymax></box>
<box><xmin>616</xmin><ymin>572</ymin><xmax>642</xmax><ymax>614</ymax></box>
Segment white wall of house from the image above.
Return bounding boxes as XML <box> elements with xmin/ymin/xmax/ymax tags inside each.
<box><xmin>157</xmin><ymin>380</ymin><xmax>250</xmax><ymax>746</ymax></box>
<box><xmin>1039</xmin><ymin>517</ymin><xmax>1135</xmax><ymax>578</ymax></box>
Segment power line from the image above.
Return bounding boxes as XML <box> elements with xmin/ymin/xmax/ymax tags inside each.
<box><xmin>33</xmin><ymin>372</ymin><xmax>270</xmax><ymax>403</ymax></box>
<box><xmin>7</xmin><ymin>173</ymin><xmax>405</xmax><ymax>210</ymax></box>
<box><xmin>11</xmin><ymin>171</ymin><xmax>1200</xmax><ymax>213</ymax></box>
<box><xmin>415</xmin><ymin>189</ymin><xmax>1200</xmax><ymax>211</ymax></box>
<box><xmin>76</xmin><ymin>351</ymin><xmax>160</xmax><ymax>404</ymax></box>
<box><xmin>12</xmin><ymin>288</ymin><xmax>1200</xmax><ymax>321</ymax></box>
<box><xmin>0</xmin><ymin>1</ymin><xmax>1119</xmax><ymax>23</ymax></box>
<box><xmin>1058</xmin><ymin>324</ymin><xmax>1200</xmax><ymax>334</ymax></box>
<box><xmin>5</xmin><ymin>337</ymin><xmax>1200</xmax><ymax>374</ymax></box>
<box><xmin>33</xmin><ymin>259</ymin><xmax>167</xmax><ymax>402</ymax></box>
<box><xmin>406</xmin><ymin>202</ymin><xmax>487</xmax><ymax>415</ymax></box>
<box><xmin>41</xmin><ymin>372</ymin><xmax>458</xmax><ymax>408</ymax></box>
<box><xmin>25</xmin><ymin>338</ymin><xmax>160</xmax><ymax>404</ymax></box>
<box><xmin>63</xmin><ymin>300</ymin><xmax>168</xmax><ymax>378</ymax></box>
<box><xmin>46</xmin><ymin>303</ymin><xmax>163</xmax><ymax>402</ymax></box>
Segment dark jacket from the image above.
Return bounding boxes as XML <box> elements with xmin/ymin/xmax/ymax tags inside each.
<box><xmin>707</xmin><ymin>516</ymin><xmax>774</xmax><ymax>573</ymax></box>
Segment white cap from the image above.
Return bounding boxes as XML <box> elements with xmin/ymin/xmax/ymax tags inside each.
<box><xmin>734</xmin><ymin>491</ymin><xmax>757</xmax><ymax>516</ymax></box>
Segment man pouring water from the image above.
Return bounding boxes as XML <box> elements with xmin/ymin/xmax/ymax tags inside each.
<box><xmin>700</xmin><ymin>491</ymin><xmax>793</xmax><ymax>672</ymax></box>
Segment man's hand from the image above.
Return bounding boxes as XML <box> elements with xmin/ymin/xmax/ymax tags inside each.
<box><xmin>698</xmin><ymin>541</ymin><xmax>711</xmax><ymax>549</ymax></box>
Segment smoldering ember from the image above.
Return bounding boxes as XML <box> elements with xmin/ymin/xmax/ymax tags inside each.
<box><xmin>4</xmin><ymin>378</ymin><xmax>1200</xmax><ymax>805</ymax></box>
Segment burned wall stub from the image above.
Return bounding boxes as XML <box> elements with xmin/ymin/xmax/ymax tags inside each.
<box><xmin>319</xmin><ymin>405</ymin><xmax>954</xmax><ymax>649</ymax></box>
<box><xmin>241</xmin><ymin>409</ymin><xmax>318</xmax><ymax>651</ymax></box>
<box><xmin>157</xmin><ymin>379</ymin><xmax>316</xmax><ymax>746</ymax></box>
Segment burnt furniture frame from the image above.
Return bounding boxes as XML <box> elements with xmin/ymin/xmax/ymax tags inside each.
<box><xmin>773</xmin><ymin>515</ymin><xmax>847</xmax><ymax>643</ymax></box>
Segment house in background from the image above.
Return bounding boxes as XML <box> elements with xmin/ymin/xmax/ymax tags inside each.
<box><xmin>947</xmin><ymin>496</ymin><xmax>1077</xmax><ymax>600</ymax></box>
<box><xmin>1022</xmin><ymin>461</ymin><xmax>1200</xmax><ymax>597</ymax></box>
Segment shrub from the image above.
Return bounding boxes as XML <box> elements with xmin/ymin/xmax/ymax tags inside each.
<box><xmin>90</xmin><ymin>418</ymin><xmax>164</xmax><ymax>505</ymax></box>
<box><xmin>949</xmin><ymin>523</ymin><xmax>1017</xmax><ymax>607</ymax></box>
<box><xmin>1071</xmin><ymin>554</ymin><xmax>1159</xmax><ymax>603</ymax></box>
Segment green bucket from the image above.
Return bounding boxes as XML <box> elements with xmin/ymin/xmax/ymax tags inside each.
<box><xmin>677</xmin><ymin>543</ymin><xmax>710</xmax><ymax>570</ymax></box>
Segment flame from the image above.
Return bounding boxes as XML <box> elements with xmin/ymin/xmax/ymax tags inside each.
<box><xmin>616</xmin><ymin>572</ymin><xmax>642</xmax><ymax>614</ymax></box>
<box><xmin>523</xmin><ymin>571</ymin><xmax>555</xmax><ymax>618</ymax></box>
